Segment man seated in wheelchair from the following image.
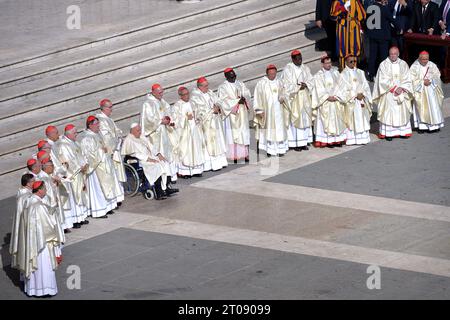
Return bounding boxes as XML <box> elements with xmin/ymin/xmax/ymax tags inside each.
<box><xmin>121</xmin><ymin>123</ymin><xmax>179</xmax><ymax>200</ymax></box>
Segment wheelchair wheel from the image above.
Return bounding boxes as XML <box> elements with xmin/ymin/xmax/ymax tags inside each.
<box><xmin>143</xmin><ymin>189</ymin><xmax>154</xmax><ymax>200</ymax></box>
<box><xmin>123</xmin><ymin>163</ymin><xmax>139</xmax><ymax>197</ymax></box>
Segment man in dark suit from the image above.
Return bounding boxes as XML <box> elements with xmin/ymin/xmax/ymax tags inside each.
<box><xmin>388</xmin><ymin>0</ymin><xmax>413</xmax><ymax>54</ymax></box>
<box><xmin>366</xmin><ymin>0</ymin><xmax>395</xmax><ymax>81</ymax></box>
<box><xmin>407</xmin><ymin>0</ymin><xmax>440</xmax><ymax>34</ymax></box>
<box><xmin>315</xmin><ymin>0</ymin><xmax>337</xmax><ymax>61</ymax></box>
<box><xmin>407</xmin><ymin>0</ymin><xmax>440</xmax><ymax>65</ymax></box>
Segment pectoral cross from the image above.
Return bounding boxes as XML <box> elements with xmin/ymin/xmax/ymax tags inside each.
<box><xmin>423</xmin><ymin>66</ymin><xmax>429</xmax><ymax>80</ymax></box>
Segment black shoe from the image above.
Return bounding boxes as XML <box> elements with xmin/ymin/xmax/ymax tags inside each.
<box><xmin>233</xmin><ymin>159</ymin><xmax>238</xmax><ymax>164</ymax></box>
<box><xmin>64</xmin><ymin>229</ymin><xmax>71</xmax><ymax>234</ymax></box>
<box><xmin>155</xmin><ymin>191</ymin><xmax>167</xmax><ymax>200</ymax></box>
<box><xmin>278</xmin><ymin>153</ymin><xmax>284</xmax><ymax>157</ymax></box>
<box><xmin>81</xmin><ymin>220</ymin><xmax>89</xmax><ymax>225</ymax></box>
<box><xmin>294</xmin><ymin>147</ymin><xmax>302</xmax><ymax>152</ymax></box>
<box><xmin>107</xmin><ymin>210</ymin><xmax>115</xmax><ymax>215</ymax></box>
<box><xmin>386</xmin><ymin>137</ymin><xmax>393</xmax><ymax>141</ymax></box>
<box><xmin>301</xmin><ymin>146</ymin><xmax>309</xmax><ymax>151</ymax></box>
<box><xmin>167</xmin><ymin>187</ymin><xmax>179</xmax><ymax>193</ymax></box>
<box><xmin>117</xmin><ymin>202</ymin><xmax>122</xmax><ymax>207</ymax></box>
<box><xmin>245</xmin><ymin>157</ymin><xmax>249</xmax><ymax>163</ymax></box>
<box><xmin>72</xmin><ymin>223</ymin><xmax>81</xmax><ymax>229</ymax></box>
<box><xmin>266</xmin><ymin>153</ymin><xmax>272</xmax><ymax>157</ymax></box>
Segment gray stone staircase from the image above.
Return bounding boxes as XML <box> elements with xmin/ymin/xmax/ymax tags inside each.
<box><xmin>0</xmin><ymin>0</ymin><xmax>326</xmax><ymax>196</ymax></box>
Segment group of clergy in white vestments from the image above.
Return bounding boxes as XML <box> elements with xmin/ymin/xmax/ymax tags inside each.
<box><xmin>253</xmin><ymin>47</ymin><xmax>444</xmax><ymax>156</ymax></box>
<box><xmin>10</xmin><ymin>99</ymin><xmax>133</xmax><ymax>297</ymax></box>
<box><xmin>9</xmin><ymin>47</ymin><xmax>445</xmax><ymax>297</ymax></box>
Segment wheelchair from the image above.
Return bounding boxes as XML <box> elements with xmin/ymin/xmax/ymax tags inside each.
<box><xmin>123</xmin><ymin>155</ymin><xmax>156</xmax><ymax>200</ymax></box>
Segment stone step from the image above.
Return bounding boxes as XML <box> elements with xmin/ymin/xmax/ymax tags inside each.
<box><xmin>0</xmin><ymin>0</ymin><xmax>325</xmax><ymax>193</ymax></box>
<box><xmin>0</xmin><ymin>13</ymin><xmax>320</xmax><ymax>140</ymax></box>
<box><xmin>0</xmin><ymin>0</ymin><xmax>247</xmax><ymax>71</ymax></box>
<box><xmin>0</xmin><ymin>0</ymin><xmax>304</xmax><ymax>86</ymax></box>
<box><xmin>0</xmin><ymin>49</ymin><xmax>325</xmax><ymax>176</ymax></box>
<box><xmin>0</xmin><ymin>0</ymin><xmax>312</xmax><ymax>105</ymax></box>
<box><xmin>0</xmin><ymin>36</ymin><xmax>324</xmax><ymax>158</ymax></box>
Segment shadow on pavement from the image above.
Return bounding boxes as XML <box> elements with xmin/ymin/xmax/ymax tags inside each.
<box><xmin>1</xmin><ymin>233</ymin><xmax>22</xmax><ymax>290</ymax></box>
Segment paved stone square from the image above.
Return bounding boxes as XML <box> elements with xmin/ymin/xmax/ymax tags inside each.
<box><xmin>2</xmin><ymin>228</ymin><xmax>450</xmax><ymax>300</ymax></box>
<box><xmin>267</xmin><ymin>118</ymin><xmax>450</xmax><ymax>207</ymax></box>
<box><xmin>1</xmin><ymin>116</ymin><xmax>450</xmax><ymax>299</ymax></box>
<box><xmin>1</xmin><ymin>0</ymin><xmax>450</xmax><ymax>301</ymax></box>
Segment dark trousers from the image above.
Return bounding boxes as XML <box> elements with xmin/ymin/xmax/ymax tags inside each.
<box><xmin>391</xmin><ymin>34</ymin><xmax>405</xmax><ymax>56</ymax></box>
<box><xmin>368</xmin><ymin>38</ymin><xmax>390</xmax><ymax>77</ymax></box>
<box><xmin>153</xmin><ymin>176</ymin><xmax>165</xmax><ymax>197</ymax></box>
<box><xmin>324</xmin><ymin>19</ymin><xmax>337</xmax><ymax>60</ymax></box>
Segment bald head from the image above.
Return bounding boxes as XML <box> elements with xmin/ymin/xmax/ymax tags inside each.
<box><xmin>389</xmin><ymin>47</ymin><xmax>399</xmax><ymax>62</ymax></box>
